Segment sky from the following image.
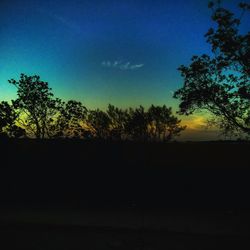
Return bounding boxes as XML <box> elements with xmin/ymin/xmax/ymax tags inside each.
<box><xmin>0</xmin><ymin>0</ymin><xmax>249</xmax><ymax>140</ymax></box>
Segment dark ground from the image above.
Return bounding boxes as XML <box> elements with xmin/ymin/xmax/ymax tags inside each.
<box><xmin>0</xmin><ymin>139</ymin><xmax>250</xmax><ymax>249</ymax></box>
<box><xmin>2</xmin><ymin>220</ymin><xmax>250</xmax><ymax>250</ymax></box>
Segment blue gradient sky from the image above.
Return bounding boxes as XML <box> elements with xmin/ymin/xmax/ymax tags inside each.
<box><xmin>0</xmin><ymin>0</ymin><xmax>249</xmax><ymax>139</ymax></box>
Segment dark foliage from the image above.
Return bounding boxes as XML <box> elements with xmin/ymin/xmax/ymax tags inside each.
<box><xmin>2</xmin><ymin>74</ymin><xmax>185</xmax><ymax>141</ymax></box>
<box><xmin>9</xmin><ymin>74</ymin><xmax>63</xmax><ymax>138</ymax></box>
<box><xmin>54</xmin><ymin>100</ymin><xmax>88</xmax><ymax>138</ymax></box>
<box><xmin>174</xmin><ymin>2</ymin><xmax>250</xmax><ymax>137</ymax></box>
<box><xmin>0</xmin><ymin>101</ymin><xmax>25</xmax><ymax>138</ymax></box>
<box><xmin>87</xmin><ymin>108</ymin><xmax>111</xmax><ymax>139</ymax></box>
<box><xmin>106</xmin><ymin>104</ymin><xmax>129</xmax><ymax>140</ymax></box>
<box><xmin>125</xmin><ymin>106</ymin><xmax>149</xmax><ymax>141</ymax></box>
<box><xmin>147</xmin><ymin>105</ymin><xmax>185</xmax><ymax>141</ymax></box>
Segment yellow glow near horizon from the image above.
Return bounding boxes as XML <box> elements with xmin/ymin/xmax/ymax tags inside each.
<box><xmin>181</xmin><ymin>115</ymin><xmax>208</xmax><ymax>130</ymax></box>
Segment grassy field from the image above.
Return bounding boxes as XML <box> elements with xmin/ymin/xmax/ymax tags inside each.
<box><xmin>1</xmin><ymin>139</ymin><xmax>249</xmax><ymax>209</ymax></box>
<box><xmin>0</xmin><ymin>139</ymin><xmax>250</xmax><ymax>249</ymax></box>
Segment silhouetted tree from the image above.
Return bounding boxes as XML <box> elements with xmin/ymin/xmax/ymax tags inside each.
<box><xmin>148</xmin><ymin>105</ymin><xmax>185</xmax><ymax>141</ymax></box>
<box><xmin>54</xmin><ymin>100</ymin><xmax>88</xmax><ymax>138</ymax></box>
<box><xmin>2</xmin><ymin>74</ymin><xmax>185</xmax><ymax>140</ymax></box>
<box><xmin>174</xmin><ymin>2</ymin><xmax>250</xmax><ymax>137</ymax></box>
<box><xmin>106</xmin><ymin>104</ymin><xmax>129</xmax><ymax>140</ymax></box>
<box><xmin>9</xmin><ymin>74</ymin><xmax>62</xmax><ymax>138</ymax></box>
<box><xmin>87</xmin><ymin>109</ymin><xmax>111</xmax><ymax>139</ymax></box>
<box><xmin>85</xmin><ymin>105</ymin><xmax>184</xmax><ymax>141</ymax></box>
<box><xmin>0</xmin><ymin>101</ymin><xmax>25</xmax><ymax>138</ymax></box>
<box><xmin>125</xmin><ymin>106</ymin><xmax>149</xmax><ymax>141</ymax></box>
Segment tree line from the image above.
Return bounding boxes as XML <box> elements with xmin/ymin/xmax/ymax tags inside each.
<box><xmin>1</xmin><ymin>1</ymin><xmax>249</xmax><ymax>140</ymax></box>
<box><xmin>0</xmin><ymin>74</ymin><xmax>185</xmax><ymax>141</ymax></box>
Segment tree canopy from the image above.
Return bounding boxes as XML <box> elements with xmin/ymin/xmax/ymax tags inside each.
<box><xmin>9</xmin><ymin>74</ymin><xmax>62</xmax><ymax>139</ymax></box>
<box><xmin>0</xmin><ymin>73</ymin><xmax>185</xmax><ymax>141</ymax></box>
<box><xmin>174</xmin><ymin>1</ymin><xmax>250</xmax><ymax>137</ymax></box>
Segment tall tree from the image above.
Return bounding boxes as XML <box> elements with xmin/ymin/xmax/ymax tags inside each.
<box><xmin>125</xmin><ymin>106</ymin><xmax>149</xmax><ymax>141</ymax></box>
<box><xmin>148</xmin><ymin>105</ymin><xmax>185</xmax><ymax>141</ymax></box>
<box><xmin>174</xmin><ymin>2</ymin><xmax>250</xmax><ymax>137</ymax></box>
<box><xmin>9</xmin><ymin>74</ymin><xmax>62</xmax><ymax>138</ymax></box>
<box><xmin>54</xmin><ymin>100</ymin><xmax>88</xmax><ymax>138</ymax></box>
<box><xmin>106</xmin><ymin>104</ymin><xmax>129</xmax><ymax>140</ymax></box>
<box><xmin>87</xmin><ymin>109</ymin><xmax>111</xmax><ymax>139</ymax></box>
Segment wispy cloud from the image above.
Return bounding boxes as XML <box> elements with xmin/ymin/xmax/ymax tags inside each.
<box><xmin>36</xmin><ymin>8</ymin><xmax>81</xmax><ymax>34</ymax></box>
<box><xmin>101</xmin><ymin>60</ymin><xmax>144</xmax><ymax>70</ymax></box>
